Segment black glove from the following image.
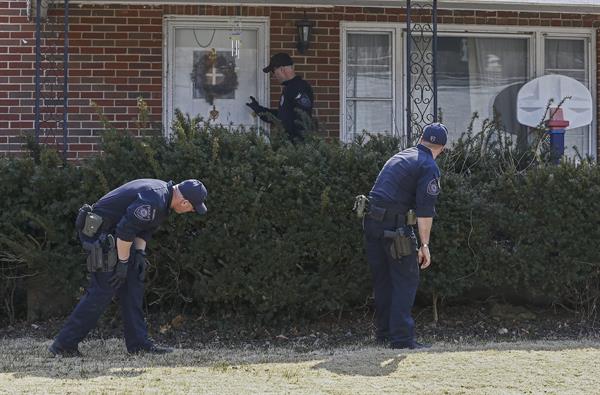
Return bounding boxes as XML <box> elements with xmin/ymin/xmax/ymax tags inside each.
<box><xmin>245</xmin><ymin>96</ymin><xmax>261</xmax><ymax>113</ymax></box>
<box><xmin>134</xmin><ymin>249</ymin><xmax>149</xmax><ymax>281</ymax></box>
<box><xmin>109</xmin><ymin>259</ymin><xmax>129</xmax><ymax>289</ymax></box>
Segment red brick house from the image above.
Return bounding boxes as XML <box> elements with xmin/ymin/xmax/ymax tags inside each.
<box><xmin>1</xmin><ymin>0</ymin><xmax>598</xmax><ymax>160</ymax></box>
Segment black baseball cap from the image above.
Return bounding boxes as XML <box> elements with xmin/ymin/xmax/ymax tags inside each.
<box><xmin>263</xmin><ymin>53</ymin><xmax>294</xmax><ymax>73</ymax></box>
<box><xmin>422</xmin><ymin>123</ymin><xmax>448</xmax><ymax>146</ymax></box>
<box><xmin>178</xmin><ymin>179</ymin><xmax>208</xmax><ymax>215</ymax></box>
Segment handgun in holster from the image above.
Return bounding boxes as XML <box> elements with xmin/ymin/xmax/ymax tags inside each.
<box><xmin>83</xmin><ymin>234</ymin><xmax>117</xmax><ymax>273</ymax></box>
<box><xmin>383</xmin><ymin>227</ymin><xmax>415</xmax><ymax>260</ymax></box>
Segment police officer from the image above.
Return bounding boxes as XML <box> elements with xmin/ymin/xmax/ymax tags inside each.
<box><xmin>48</xmin><ymin>179</ymin><xmax>208</xmax><ymax>357</ymax></box>
<box><xmin>246</xmin><ymin>52</ymin><xmax>314</xmax><ymax>142</ymax></box>
<box><xmin>363</xmin><ymin>123</ymin><xmax>448</xmax><ymax>349</ymax></box>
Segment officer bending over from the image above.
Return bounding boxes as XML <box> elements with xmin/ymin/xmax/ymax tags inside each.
<box><xmin>49</xmin><ymin>179</ymin><xmax>207</xmax><ymax>357</ymax></box>
<box><xmin>361</xmin><ymin>123</ymin><xmax>447</xmax><ymax>349</ymax></box>
<box><xmin>246</xmin><ymin>52</ymin><xmax>314</xmax><ymax>142</ymax></box>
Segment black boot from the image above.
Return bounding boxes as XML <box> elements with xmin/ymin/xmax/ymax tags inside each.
<box><xmin>48</xmin><ymin>343</ymin><xmax>83</xmax><ymax>358</ymax></box>
<box><xmin>390</xmin><ymin>341</ymin><xmax>431</xmax><ymax>350</ymax></box>
<box><xmin>129</xmin><ymin>344</ymin><xmax>174</xmax><ymax>355</ymax></box>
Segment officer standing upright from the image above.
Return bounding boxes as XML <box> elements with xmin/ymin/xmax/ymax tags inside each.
<box><xmin>362</xmin><ymin>123</ymin><xmax>448</xmax><ymax>349</ymax></box>
<box><xmin>49</xmin><ymin>179</ymin><xmax>208</xmax><ymax>357</ymax></box>
<box><xmin>246</xmin><ymin>52</ymin><xmax>314</xmax><ymax>142</ymax></box>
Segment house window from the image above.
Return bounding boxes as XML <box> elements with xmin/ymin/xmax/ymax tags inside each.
<box><xmin>436</xmin><ymin>36</ymin><xmax>530</xmax><ymax>147</ymax></box>
<box><xmin>544</xmin><ymin>38</ymin><xmax>590</xmax><ymax>158</ymax></box>
<box><xmin>163</xmin><ymin>17</ymin><xmax>269</xmax><ymax>134</ymax></box>
<box><xmin>421</xmin><ymin>30</ymin><xmax>593</xmax><ymax>158</ymax></box>
<box><xmin>342</xmin><ymin>28</ymin><xmax>398</xmax><ymax>141</ymax></box>
<box><xmin>343</xmin><ymin>25</ymin><xmax>594</xmax><ymax>157</ymax></box>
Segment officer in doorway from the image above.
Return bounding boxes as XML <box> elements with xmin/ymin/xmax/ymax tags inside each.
<box><xmin>246</xmin><ymin>52</ymin><xmax>314</xmax><ymax>142</ymax></box>
<box><xmin>360</xmin><ymin>123</ymin><xmax>448</xmax><ymax>349</ymax></box>
<box><xmin>48</xmin><ymin>179</ymin><xmax>208</xmax><ymax>357</ymax></box>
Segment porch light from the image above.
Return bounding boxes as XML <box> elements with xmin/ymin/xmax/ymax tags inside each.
<box><xmin>296</xmin><ymin>13</ymin><xmax>313</xmax><ymax>54</ymax></box>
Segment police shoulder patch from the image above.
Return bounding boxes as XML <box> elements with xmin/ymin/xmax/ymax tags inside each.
<box><xmin>295</xmin><ymin>92</ymin><xmax>312</xmax><ymax>109</ymax></box>
<box><xmin>134</xmin><ymin>204</ymin><xmax>155</xmax><ymax>222</ymax></box>
<box><xmin>426</xmin><ymin>178</ymin><xmax>441</xmax><ymax>196</ymax></box>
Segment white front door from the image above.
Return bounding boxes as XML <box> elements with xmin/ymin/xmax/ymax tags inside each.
<box><xmin>163</xmin><ymin>16</ymin><xmax>269</xmax><ymax>134</ymax></box>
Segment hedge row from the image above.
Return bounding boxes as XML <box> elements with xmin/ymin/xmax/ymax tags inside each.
<box><xmin>0</xmin><ymin>114</ymin><xmax>598</xmax><ymax>325</ymax></box>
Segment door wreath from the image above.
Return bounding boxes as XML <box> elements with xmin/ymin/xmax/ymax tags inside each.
<box><xmin>191</xmin><ymin>51</ymin><xmax>238</xmax><ymax>105</ymax></box>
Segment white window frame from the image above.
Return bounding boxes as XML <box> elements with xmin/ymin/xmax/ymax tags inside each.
<box><xmin>340</xmin><ymin>22</ymin><xmax>403</xmax><ymax>143</ymax></box>
<box><xmin>162</xmin><ymin>15</ymin><xmax>270</xmax><ymax>137</ymax></box>
<box><xmin>340</xmin><ymin>23</ymin><xmax>596</xmax><ymax>157</ymax></box>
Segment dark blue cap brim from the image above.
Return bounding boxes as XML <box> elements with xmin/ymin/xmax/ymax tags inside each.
<box><xmin>195</xmin><ymin>202</ymin><xmax>207</xmax><ymax>215</ymax></box>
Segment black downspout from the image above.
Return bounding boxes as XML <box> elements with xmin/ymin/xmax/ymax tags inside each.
<box><xmin>34</xmin><ymin>0</ymin><xmax>41</xmax><ymax>143</ymax></box>
<box><xmin>63</xmin><ymin>0</ymin><xmax>69</xmax><ymax>162</ymax></box>
<box><xmin>406</xmin><ymin>0</ymin><xmax>412</xmax><ymax>142</ymax></box>
<box><xmin>432</xmin><ymin>0</ymin><xmax>438</xmax><ymax>123</ymax></box>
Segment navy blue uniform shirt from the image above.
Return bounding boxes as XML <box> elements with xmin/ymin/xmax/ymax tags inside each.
<box><xmin>369</xmin><ymin>144</ymin><xmax>441</xmax><ymax>217</ymax></box>
<box><xmin>258</xmin><ymin>75</ymin><xmax>314</xmax><ymax>141</ymax></box>
<box><xmin>92</xmin><ymin>179</ymin><xmax>173</xmax><ymax>242</ymax></box>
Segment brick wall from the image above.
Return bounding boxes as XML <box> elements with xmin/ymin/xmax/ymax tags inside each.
<box><xmin>1</xmin><ymin>2</ymin><xmax>599</xmax><ymax>159</ymax></box>
<box><xmin>0</xmin><ymin>1</ymin><xmax>33</xmax><ymax>155</ymax></box>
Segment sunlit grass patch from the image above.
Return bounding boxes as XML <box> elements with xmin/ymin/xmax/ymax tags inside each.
<box><xmin>0</xmin><ymin>338</ymin><xmax>598</xmax><ymax>394</ymax></box>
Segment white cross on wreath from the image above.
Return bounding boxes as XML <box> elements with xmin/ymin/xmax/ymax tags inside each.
<box><xmin>206</xmin><ymin>65</ymin><xmax>224</xmax><ymax>85</ymax></box>
<box><xmin>191</xmin><ymin>51</ymin><xmax>238</xmax><ymax>105</ymax></box>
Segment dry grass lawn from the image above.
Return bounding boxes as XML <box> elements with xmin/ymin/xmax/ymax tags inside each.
<box><xmin>0</xmin><ymin>338</ymin><xmax>599</xmax><ymax>394</ymax></box>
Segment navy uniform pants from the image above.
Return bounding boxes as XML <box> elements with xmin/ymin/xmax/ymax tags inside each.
<box><xmin>53</xmin><ymin>260</ymin><xmax>151</xmax><ymax>353</ymax></box>
<box><xmin>363</xmin><ymin>216</ymin><xmax>419</xmax><ymax>346</ymax></box>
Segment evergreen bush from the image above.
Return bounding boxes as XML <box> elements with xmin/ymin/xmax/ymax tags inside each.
<box><xmin>1</xmin><ymin>110</ymin><xmax>598</xmax><ymax>325</ymax></box>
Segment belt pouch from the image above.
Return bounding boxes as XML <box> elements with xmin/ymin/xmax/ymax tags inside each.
<box><xmin>82</xmin><ymin>212</ymin><xmax>103</xmax><ymax>238</ymax></box>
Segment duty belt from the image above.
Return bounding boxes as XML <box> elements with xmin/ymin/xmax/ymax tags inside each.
<box><xmin>367</xmin><ymin>201</ymin><xmax>416</xmax><ymax>226</ymax></box>
<box><xmin>367</xmin><ymin>203</ymin><xmax>406</xmax><ymax>224</ymax></box>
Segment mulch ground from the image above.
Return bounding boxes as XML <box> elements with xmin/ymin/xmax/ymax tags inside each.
<box><xmin>1</xmin><ymin>302</ymin><xmax>598</xmax><ymax>351</ymax></box>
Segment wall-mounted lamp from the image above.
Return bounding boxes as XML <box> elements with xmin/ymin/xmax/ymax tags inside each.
<box><xmin>296</xmin><ymin>12</ymin><xmax>313</xmax><ymax>54</ymax></box>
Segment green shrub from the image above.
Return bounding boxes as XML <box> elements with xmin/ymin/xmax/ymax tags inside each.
<box><xmin>0</xmin><ymin>111</ymin><xmax>598</xmax><ymax>325</ymax></box>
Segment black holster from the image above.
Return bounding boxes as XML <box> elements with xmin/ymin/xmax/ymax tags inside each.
<box><xmin>83</xmin><ymin>234</ymin><xmax>117</xmax><ymax>273</ymax></box>
<box><xmin>383</xmin><ymin>227</ymin><xmax>416</xmax><ymax>259</ymax></box>
<box><xmin>76</xmin><ymin>204</ymin><xmax>116</xmax><ymax>272</ymax></box>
